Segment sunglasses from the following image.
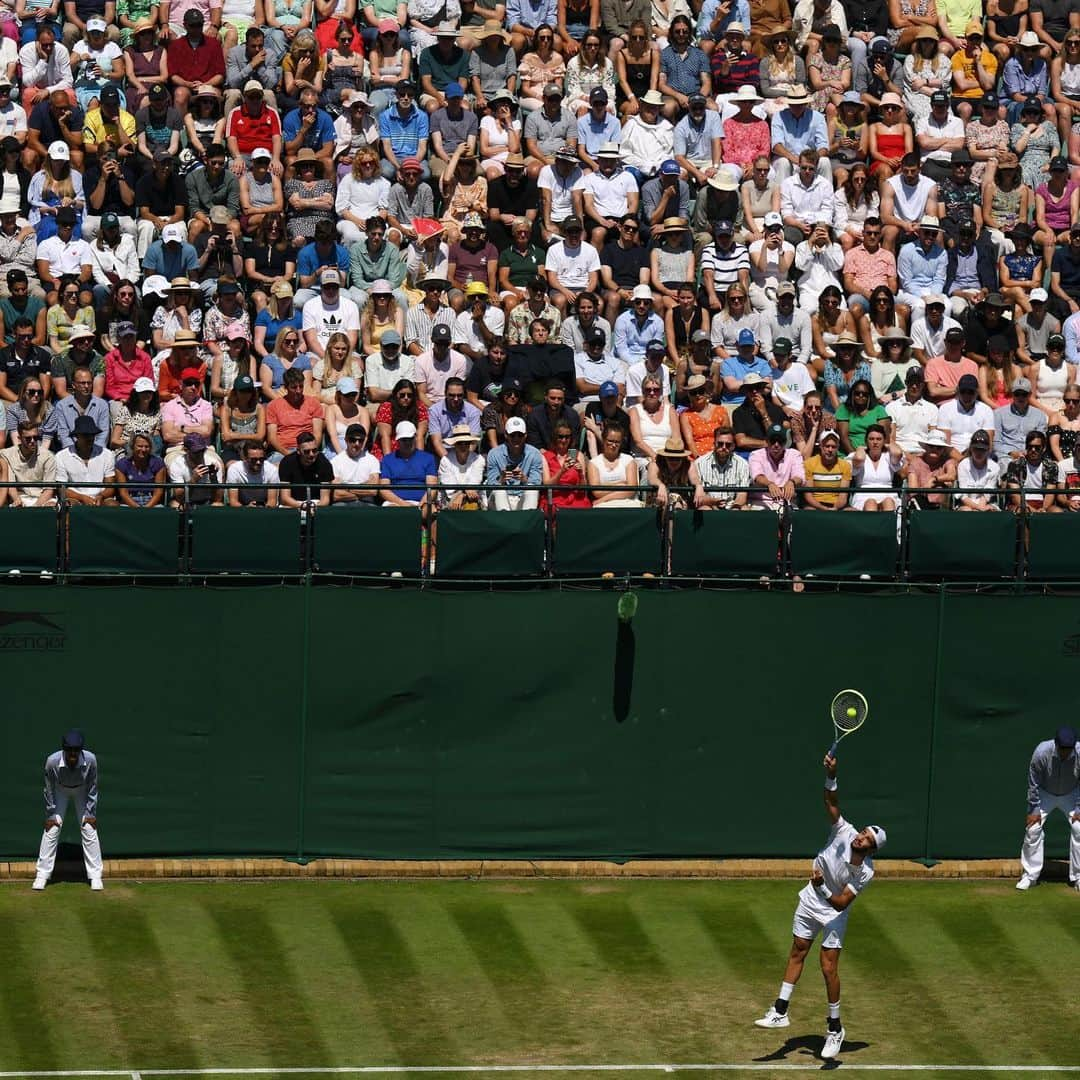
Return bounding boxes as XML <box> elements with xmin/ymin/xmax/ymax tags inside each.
<box><xmin>25</xmin><ymin>388</ymin><xmax>42</xmax><ymax>395</ymax></box>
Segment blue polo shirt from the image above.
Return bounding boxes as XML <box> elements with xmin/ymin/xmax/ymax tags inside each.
<box><xmin>378</xmin><ymin>104</ymin><xmax>430</xmax><ymax>159</ymax></box>
<box><xmin>576</xmin><ymin>111</ymin><xmax>621</xmax><ymax>156</ymax></box>
<box><xmin>381</xmin><ymin>448</ymin><xmax>437</xmax><ymax>501</ymax></box>
<box><xmin>660</xmin><ymin>44</ymin><xmax>710</xmax><ymax>96</ymax></box>
<box><xmin>719</xmin><ymin>354</ymin><xmax>772</xmax><ymax>407</ymax></box>
<box><xmin>296</xmin><ymin>241</ymin><xmax>350</xmax><ymax>282</ymax></box>
<box><xmin>770</xmin><ymin>108</ymin><xmax>828</xmax><ymax>156</ymax></box>
<box><xmin>282</xmin><ymin>107</ymin><xmax>336</xmax><ymax>151</ymax></box>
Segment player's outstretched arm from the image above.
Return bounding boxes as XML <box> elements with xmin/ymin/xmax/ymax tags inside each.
<box><xmin>823</xmin><ymin>753</ymin><xmax>840</xmax><ymax>825</ymax></box>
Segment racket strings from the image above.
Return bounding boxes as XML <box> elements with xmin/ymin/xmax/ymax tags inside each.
<box><xmin>831</xmin><ymin>692</ymin><xmax>866</xmax><ymax>732</ymax></box>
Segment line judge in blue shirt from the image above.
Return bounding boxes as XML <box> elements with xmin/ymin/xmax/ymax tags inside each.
<box><xmin>770</xmin><ymin>85</ymin><xmax>831</xmax><ymax>184</ymax></box>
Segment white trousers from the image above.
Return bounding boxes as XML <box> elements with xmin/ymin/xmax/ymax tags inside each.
<box><xmin>492</xmin><ymin>489</ymin><xmax>539</xmax><ymax>511</ymax></box>
<box><xmin>1021</xmin><ymin>788</ymin><xmax>1080</xmax><ymax>883</ymax></box>
<box><xmin>36</xmin><ymin>786</ymin><xmax>103</xmax><ymax>883</ymax></box>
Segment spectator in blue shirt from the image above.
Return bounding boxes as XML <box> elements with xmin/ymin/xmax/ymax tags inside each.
<box><xmin>282</xmin><ymin>89</ymin><xmax>337</xmax><ymax>175</ymax></box>
<box><xmin>142</xmin><ymin>224</ymin><xmax>199</xmax><ymax>281</ymax></box>
<box><xmin>295</xmin><ymin>220</ymin><xmax>351</xmax><ymax>307</ymax></box>
<box><xmin>613</xmin><ymin>284</ymin><xmax>665</xmax><ymax>365</ymax></box>
<box><xmin>1000</xmin><ymin>37</ymin><xmax>1050</xmax><ymax>123</ymax></box>
<box><xmin>658</xmin><ymin>16</ymin><xmax>712</xmax><ymax>121</ymax></box>
<box><xmin>506</xmin><ymin>0</ymin><xmax>559</xmax><ymax>54</ymax></box>
<box><xmin>379</xmin><ymin>419</ymin><xmax>438</xmax><ymax>507</ymax></box>
<box><xmin>770</xmin><ymin>86</ymin><xmax>830</xmax><ymax>183</ymax></box>
<box><xmin>695</xmin><ymin>0</ymin><xmax>750</xmax><ymax>47</ymax></box>
<box><xmin>718</xmin><ymin>332</ymin><xmax>773</xmax><ymax>406</ymax></box>
<box><xmin>378</xmin><ymin>83</ymin><xmax>431</xmax><ymax>181</ymax></box>
<box><xmin>485</xmin><ymin>415</ymin><xmax>544</xmax><ymax>509</ymax></box>
<box><xmin>576</xmin><ymin>87</ymin><xmax>621</xmax><ymax>169</ymax></box>
<box><xmin>897</xmin><ymin>217</ymin><xmax>948</xmax><ymax>322</ymax></box>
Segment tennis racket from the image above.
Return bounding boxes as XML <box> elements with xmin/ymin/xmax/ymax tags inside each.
<box><xmin>827</xmin><ymin>689</ymin><xmax>868</xmax><ymax>757</ymax></box>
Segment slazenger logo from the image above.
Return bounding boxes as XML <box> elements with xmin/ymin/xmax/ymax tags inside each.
<box><xmin>0</xmin><ymin>612</ymin><xmax>67</xmax><ymax>651</ymax></box>
<box><xmin>1062</xmin><ymin>633</ymin><xmax>1080</xmax><ymax>658</ymax></box>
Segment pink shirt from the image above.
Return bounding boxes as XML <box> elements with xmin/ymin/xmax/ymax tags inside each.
<box><xmin>842</xmin><ymin>245</ymin><xmax>896</xmax><ymax>295</ymax></box>
<box><xmin>103</xmin><ymin>346</ymin><xmax>153</xmax><ymax>402</ymax></box>
<box><xmin>924</xmin><ymin>354</ymin><xmax>978</xmax><ymax>401</ymax></box>
<box><xmin>414</xmin><ymin>348</ymin><xmax>467</xmax><ymax>404</ymax></box>
<box><xmin>161</xmin><ymin>395</ymin><xmax>213</xmax><ymax>431</ymax></box>
<box><xmin>748</xmin><ymin>446</ymin><xmax>805</xmax><ymax>508</ymax></box>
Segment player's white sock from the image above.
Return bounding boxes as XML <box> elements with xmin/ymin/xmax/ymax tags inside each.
<box><xmin>774</xmin><ymin>982</ymin><xmax>796</xmax><ymax>1014</ymax></box>
<box><xmin>827</xmin><ymin>1001</ymin><xmax>841</xmax><ymax>1031</ymax></box>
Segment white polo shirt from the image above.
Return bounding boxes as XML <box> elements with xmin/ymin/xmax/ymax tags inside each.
<box><xmin>886</xmin><ymin>395</ymin><xmax>940</xmax><ymax>454</ymax></box>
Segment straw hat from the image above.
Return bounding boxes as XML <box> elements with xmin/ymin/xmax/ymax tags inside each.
<box><xmin>656</xmin><ymin>437</ymin><xmax>691</xmax><ymax>458</ymax></box>
<box><xmin>657</xmin><ymin>216</ymin><xmax>689</xmax><ymax>234</ymax></box>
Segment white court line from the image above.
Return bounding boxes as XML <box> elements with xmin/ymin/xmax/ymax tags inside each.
<box><xmin>3</xmin><ymin>1065</ymin><xmax>1080</xmax><ymax>1076</ymax></box>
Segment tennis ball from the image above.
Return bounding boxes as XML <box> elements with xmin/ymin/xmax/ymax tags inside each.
<box><xmin>846</xmin><ymin>707</ymin><xmax>857</xmax><ymax>719</ymax></box>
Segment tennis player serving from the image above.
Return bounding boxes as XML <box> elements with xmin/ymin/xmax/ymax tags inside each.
<box><xmin>754</xmin><ymin>752</ymin><xmax>887</xmax><ymax>1061</ymax></box>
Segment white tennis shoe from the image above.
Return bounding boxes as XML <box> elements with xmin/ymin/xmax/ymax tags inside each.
<box><xmin>31</xmin><ymin>877</ymin><xmax>46</xmax><ymax>891</ymax></box>
<box><xmin>754</xmin><ymin>1007</ymin><xmax>790</xmax><ymax>1028</ymax></box>
<box><xmin>1016</xmin><ymin>875</ymin><xmax>1036</xmax><ymax>891</ymax></box>
<box><xmin>90</xmin><ymin>879</ymin><xmax>104</xmax><ymax>891</ymax></box>
<box><xmin>821</xmin><ymin>1027</ymin><xmax>845</xmax><ymax>1059</ymax></box>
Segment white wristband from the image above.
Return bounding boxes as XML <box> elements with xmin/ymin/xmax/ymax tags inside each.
<box><xmin>817</xmin><ymin>884</ymin><xmax>833</xmax><ymax>903</ymax></box>
<box><xmin>824</xmin><ymin>777</ymin><xmax>837</xmax><ymax>791</ymax></box>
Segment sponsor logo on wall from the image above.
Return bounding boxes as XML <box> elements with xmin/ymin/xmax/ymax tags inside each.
<box><xmin>0</xmin><ymin>612</ymin><xmax>67</xmax><ymax>651</ymax></box>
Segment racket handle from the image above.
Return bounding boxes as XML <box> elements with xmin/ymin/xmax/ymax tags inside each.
<box><xmin>827</xmin><ymin>739</ymin><xmax>838</xmax><ymax>758</ymax></box>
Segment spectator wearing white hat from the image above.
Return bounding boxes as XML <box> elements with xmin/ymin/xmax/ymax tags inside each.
<box><xmin>484</xmin><ymin>413</ymin><xmax>544</xmax><ymax>510</ymax></box>
<box><xmin>617</xmin><ymin>90</ymin><xmax>674</xmax><ymax>183</ymax></box>
<box><xmin>0</xmin><ymin>198</ymin><xmax>41</xmax><ymax>294</ymax></box>
<box><xmin>581</xmin><ymin>141</ymin><xmax>639</xmax><ymax>250</ymax></box>
<box><xmin>613</xmin><ymin>284</ymin><xmax>664</xmax><ymax>368</ymax></box>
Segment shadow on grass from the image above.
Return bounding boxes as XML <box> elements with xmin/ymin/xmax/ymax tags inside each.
<box><xmin>564</xmin><ymin>897</ymin><xmax>669</xmax><ymax>978</ymax></box>
<box><xmin>0</xmin><ymin>913</ymin><xmax>59</xmax><ymax>1069</ymax></box>
<box><xmin>753</xmin><ymin>1033</ymin><xmax>870</xmax><ymax>1063</ymax></box>
<box><xmin>77</xmin><ymin>904</ymin><xmax>201</xmax><ymax>1070</ymax></box>
<box><xmin>327</xmin><ymin>903</ymin><xmax>459</xmax><ymax>1064</ymax></box>
<box><xmin>206</xmin><ymin>904</ymin><xmax>333</xmax><ymax>1069</ymax></box>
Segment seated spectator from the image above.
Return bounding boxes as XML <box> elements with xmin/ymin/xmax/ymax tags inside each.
<box><xmin>313</xmin><ymin>331</ymin><xmax>364</xmax><ymax>405</ymax></box>
<box><xmin>42</xmin><ymin>362</ymin><xmax>109</xmax><ymax>447</ymax></box>
<box><xmin>219</xmin><ymin>374</ymin><xmax>265</xmax><ymax>462</ymax></box>
<box><xmin>102</xmin><ymin>319</ymin><xmax>151</xmax><ymax>402</ymax></box>
<box><xmin>108</xmin><ymin>376</ymin><xmax>161</xmax><ymax>454</ymax></box>
<box><xmin>485</xmin><ymin>413</ymin><xmax>542</xmax><ymax>509</ymax></box>
<box><xmin>428</xmin><ymin>375</ymin><xmax>481</xmax><ymax>457</ymax></box>
<box><xmin>994</xmin><ymin>374</ymin><xmax>1046</xmax><ymax>461</ymax></box>
<box><xmin>226</xmin><ymin>440</ymin><xmax>281</xmax><ymax>507</ymax></box>
<box><xmin>937</xmin><ymin>372</ymin><xmax>995</xmax><ymax>455</ymax></box>
<box><xmin>161</xmin><ymin>365</ymin><xmax>214</xmax><ymax>454</ymax></box>
<box><xmin>376</xmin><ymin>375</ymin><xmax>428</xmax><ymax>455</ymax></box>
<box><xmin>679</xmin><ymin>374</ymin><xmax>729</xmax><ymax>457</ymax></box>
<box><xmin>114</xmin><ymin>431</ymin><xmax>165</xmax><ymax>506</ymax></box>
<box><xmin>0</xmin><ymin>418</ymin><xmax>57</xmax><ymax>505</ymax></box>
<box><xmin>224</xmin><ymin>26</ymin><xmax>282</xmax><ymax>115</ymax></box>
<box><xmin>329</xmin><ymin>422</ymin><xmax>380</xmax><ymax>504</ymax></box>
<box><xmin>266</xmin><ymin>366</ymin><xmax>324</xmax><ymax>458</ymax></box>
<box><xmin>237</xmin><ymin>150</ymin><xmax>285</xmax><ymax>235</ymax></box>
<box><xmin>260</xmin><ymin>324</ymin><xmax>313</xmax><ymax>398</ymax></box>
<box><xmin>800</xmin><ymin>426</ymin><xmax>852</xmax><ymax>515</ymax></box>
<box><xmin>689</xmin><ymin>425</ymin><xmax>749</xmax><ymax>509</ymax></box>
<box><xmin>849</xmin><ymin>422</ymin><xmax>903</xmax><ymax>510</ymax></box>
<box><xmin>955</xmin><ymin>428</ymin><xmax>1001</xmax><ymax>511</ymax></box>
<box><xmin>904</xmin><ymin>429</ymin><xmax>955</xmax><ymax>509</ymax></box>
<box><xmin>733</xmin><ymin>371</ymin><xmax>787</xmax><ymax>455</ymax></box>
<box><xmin>480</xmin><ymin>375</ymin><xmax>527</xmax><ymax>449</ymax></box>
<box><xmin>294</xmin><ymin>218</ymin><xmax>350</xmax><ymax>306</ymax></box>
<box><xmin>836</xmin><ymin>378</ymin><xmax>891</xmax><ymax>452</ymax></box>
<box><xmin>436</xmin><ymin>423</ymin><xmax>487</xmax><ymax>509</ymax></box>
<box><xmin>379</xmin><ymin>418</ymin><xmax>436</xmax><ymax>507</ymax></box>
<box><xmin>302</xmin><ymin>268</ymin><xmax>361</xmax><ymax>358</ymax></box>
<box><xmin>924</xmin><ymin>325</ymin><xmax>977</xmax><ymax>401</ymax></box>
<box><xmin>168</xmin><ymin>432</ymin><xmax>224</xmax><ymax>506</ymax></box>
<box><xmin>886</xmin><ymin>365</ymin><xmax>939</xmax><ymax>455</ymax></box>
<box><xmin>253</xmin><ymin>278</ymin><xmax>302</xmax><ymax>357</ymax></box>
<box><xmin>415</xmin><ymin>322</ymin><xmax>466</xmax><ymax>406</ymax></box>
<box><xmin>715</xmin><ymin>326</ymin><xmax>771</xmax><ymax>407</ymax></box>
<box><xmin>0</xmin><ymin>318</ymin><xmax>52</xmax><ymax>400</ymax></box>
<box><xmin>54</xmin><ymin>324</ymin><xmax>103</xmax><ymax>394</ymax></box>
<box><xmin>19</xmin><ymin>30</ymin><xmax>74</xmax><ymax>120</ymax></box>
<box><xmin>279</xmin><ymin>429</ymin><xmax>334</xmax><ymax>509</ymax></box>
<box><xmin>55</xmin><ymin>412</ymin><xmax>115</xmax><ymax>501</ymax></box>
<box><xmin>167</xmin><ymin>10</ymin><xmax>226</xmax><ymax>117</ymax></box>
<box><xmin>647</xmin><ymin>437</ymin><xmax>692</xmax><ymax>508</ymax></box>
<box><xmin>748</xmin><ymin>422</ymin><xmax>804</xmax><ymax>510</ymax></box>
<box><xmin>574</xmin><ymin>327</ymin><xmax>623</xmax><ymax>404</ymax></box>
<box><xmin>791</xmin><ymin>389</ymin><xmax>838</xmax><ymax>459</ymax></box>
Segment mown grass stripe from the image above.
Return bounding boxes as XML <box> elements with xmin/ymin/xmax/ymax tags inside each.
<box><xmin>0</xmin><ymin>913</ymin><xmax>61</xmax><ymax>1069</ymax></box>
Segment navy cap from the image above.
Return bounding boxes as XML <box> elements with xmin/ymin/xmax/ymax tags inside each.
<box><xmin>599</xmin><ymin>380</ymin><xmax>618</xmax><ymax>398</ymax></box>
<box><xmin>957</xmin><ymin>373</ymin><xmax>978</xmax><ymax>390</ymax></box>
<box><xmin>1056</xmin><ymin>725</ymin><xmax>1078</xmax><ymax>750</ymax></box>
<box><xmin>659</xmin><ymin>159</ymin><xmax>680</xmax><ymax>176</ymax></box>
<box><xmin>765</xmin><ymin>423</ymin><xmax>787</xmax><ymax>442</ymax></box>
<box><xmin>62</xmin><ymin>729</ymin><xmax>85</xmax><ymax>750</ymax></box>
<box><xmin>431</xmin><ymin>323</ymin><xmax>451</xmax><ymax>343</ymax></box>
<box><xmin>646</xmin><ymin>339</ymin><xmax>666</xmax><ymax>355</ymax></box>
<box><xmin>586</xmin><ymin>327</ymin><xmax>607</xmax><ymax>345</ymax></box>
<box><xmin>713</xmin><ymin>218</ymin><xmax>734</xmax><ymax>234</ymax></box>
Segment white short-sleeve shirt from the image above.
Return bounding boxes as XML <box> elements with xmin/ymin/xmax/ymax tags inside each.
<box><xmin>545</xmin><ymin>239</ymin><xmax>601</xmax><ymax>290</ymax></box>
<box><xmin>798</xmin><ymin>815</ymin><xmax>875</xmax><ymax>920</ymax></box>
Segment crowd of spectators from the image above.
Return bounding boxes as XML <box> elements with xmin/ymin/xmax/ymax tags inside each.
<box><xmin>0</xmin><ymin>0</ymin><xmax>1076</xmax><ymax>519</ymax></box>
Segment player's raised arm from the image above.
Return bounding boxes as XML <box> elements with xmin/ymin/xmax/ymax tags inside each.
<box><xmin>823</xmin><ymin>753</ymin><xmax>840</xmax><ymax>825</ymax></box>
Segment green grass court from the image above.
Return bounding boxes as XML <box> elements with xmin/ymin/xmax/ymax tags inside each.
<box><xmin>1</xmin><ymin>879</ymin><xmax>1077</xmax><ymax>1078</ymax></box>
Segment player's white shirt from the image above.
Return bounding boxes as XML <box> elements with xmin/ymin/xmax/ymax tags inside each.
<box><xmin>797</xmin><ymin>815</ymin><xmax>875</xmax><ymax>920</ymax></box>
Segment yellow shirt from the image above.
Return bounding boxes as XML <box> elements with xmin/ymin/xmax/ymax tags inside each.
<box><xmin>803</xmin><ymin>453</ymin><xmax>852</xmax><ymax>507</ymax></box>
<box><xmin>950</xmin><ymin>48</ymin><xmax>998</xmax><ymax>100</ymax></box>
<box><xmin>82</xmin><ymin>107</ymin><xmax>137</xmax><ymax>150</ymax></box>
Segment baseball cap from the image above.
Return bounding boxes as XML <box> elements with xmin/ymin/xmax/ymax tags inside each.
<box><xmin>659</xmin><ymin>159</ymin><xmax>680</xmax><ymax>176</ymax></box>
<box><xmin>431</xmin><ymin>324</ymin><xmax>452</xmax><ymax>343</ymax></box>
<box><xmin>983</xmin><ymin>292</ymin><xmax>1008</xmax><ymax>307</ymax></box>
<box><xmin>905</xmin><ymin>365</ymin><xmax>925</xmax><ymax>384</ymax></box>
<box><xmin>969</xmin><ymin>429</ymin><xmax>991</xmax><ymax>448</ymax></box>
<box><xmin>1055</xmin><ymin>725</ymin><xmax>1078</xmax><ymax>749</ymax></box>
<box><xmin>764</xmin><ymin>211</ymin><xmax>782</xmax><ymax>229</ymax></box>
<box><xmin>251</xmin><ymin>147</ymin><xmax>272</xmax><ymax>161</ymax></box>
<box><xmin>542</xmin><ymin>83</ymin><xmax>563</xmax><ymax>98</ymax></box>
<box><xmin>589</xmin><ymin>86</ymin><xmax>608</xmax><ymax>103</ymax></box>
<box><xmin>180</xmin><ymin>366</ymin><xmax>203</xmax><ymax>382</ymax></box>
<box><xmin>776</xmin><ymin>281</ymin><xmax>797</xmax><ymax>297</ymax></box>
<box><xmin>1050</xmin><ymin>157</ymin><xmax>1069</xmax><ymax>172</ymax></box>
<box><xmin>1012</xmin><ymin>376</ymin><xmax>1032</xmax><ymax>393</ymax></box>
<box><xmin>101</xmin><ymin>211</ymin><xmax>119</xmax><ymax>230</ymax></box>
<box><xmin>149</xmin><ymin>83</ymin><xmax>168</xmax><ymax>102</ymax></box>
<box><xmin>737</xmin><ymin>328</ymin><xmax>756</xmax><ymax>347</ymax></box>
<box><xmin>924</xmin><ymin>293</ymin><xmax>946</xmax><ymax>308</ymax></box>
<box><xmin>599</xmin><ymin>380</ymin><xmax>618</xmax><ymax>398</ymax></box>
<box><xmin>691</xmin><ymin>329</ymin><xmax>711</xmax><ymax>344</ymax></box>
<box><xmin>183</xmin><ymin>433</ymin><xmax>209</xmax><ymax>451</ymax></box>
<box><xmin>765</xmin><ymin>423</ymin><xmax>786</xmax><ymax>443</ymax></box>
<box><xmin>218</xmin><ymin>281</ymin><xmax>241</xmax><ymax>297</ymax></box>
<box><xmin>320</xmin><ymin>268</ymin><xmax>342</xmax><ymax>286</ymax></box>
<box><xmin>1048</xmin><ymin>333</ymin><xmax>1066</xmax><ymax>349</ymax></box>
<box><xmin>980</xmin><ymin>91</ymin><xmax>998</xmax><ymax>109</ymax></box>
<box><xmin>377</xmin><ymin>16</ymin><xmax>399</xmax><ymax>32</ymax></box>
<box><xmin>336</xmin><ymin>376</ymin><xmax>359</xmax><ymax>395</ymax></box>
<box><xmin>555</xmin><ymin>144</ymin><xmax>578</xmax><ymax>161</ymax></box>
<box><xmin>945</xmin><ymin>326</ymin><xmax>967</xmax><ymax>342</ymax></box>
<box><xmin>445</xmin><ymin>81</ymin><xmax>464</xmax><ymax>99</ymax></box>
<box><xmin>143</xmin><ymin>274</ymin><xmax>169</xmax><ymax>298</ymax></box>
<box><xmin>62</xmin><ymin>729</ymin><xmax>85</xmax><ymax>750</ymax></box>
<box><xmin>86</xmin><ymin>15</ymin><xmax>106</xmax><ymax>30</ymax></box>
<box><xmin>209</xmin><ymin>206</ymin><xmax>231</xmax><ymax>225</ymax></box>
<box><xmin>646</xmin><ymin>339</ymin><xmax>666</xmax><ymax>355</ymax></box>
<box><xmin>957</xmin><ymin>373</ymin><xmax>978</xmax><ymax>391</ymax></box>
<box><xmin>395</xmin><ymin>420</ymin><xmax>418</xmax><ymax>439</ymax></box>
<box><xmin>116</xmin><ymin>321</ymin><xmax>137</xmax><ymax>338</ymax></box>
<box><xmin>133</xmin><ymin>376</ymin><xmax>155</xmax><ymax>393</ymax></box>
<box><xmin>162</xmin><ymin>223</ymin><xmax>184</xmax><ymax>244</ymax></box>
<box><xmin>687</xmin><ymin>92</ymin><xmax>707</xmax><ymax>107</ymax></box>
<box><xmin>930</xmin><ymin>89</ymin><xmax>949</xmax><ymax>106</ymax></box>
<box><xmin>100</xmin><ymin>85</ymin><xmax>120</xmax><ymax>107</ymax></box>
<box><xmin>1030</xmin><ymin>287</ymin><xmax>1048</xmax><ymax>303</ymax></box>
<box><xmin>234</xmin><ymin>374</ymin><xmax>256</xmax><ymax>393</ymax></box>
<box><xmin>49</xmin><ymin>141</ymin><xmax>70</xmax><ymax>162</ymax></box>
<box><xmin>586</xmin><ymin>327</ymin><xmax>607</xmax><ymax>346</ymax></box>
<box><xmin>182</xmin><ymin>6</ymin><xmax>203</xmax><ymax>21</ymax></box>
<box><xmin>72</xmin><ymin>416</ymin><xmax>100</xmax><ymax>436</ymax></box>
<box><xmin>505</xmin><ymin>416</ymin><xmax>527</xmax><ymax>435</ymax></box>
<box><xmin>713</xmin><ymin>219</ymin><xmax>734</xmax><ymax>234</ymax></box>
<box><xmin>773</xmin><ymin>337</ymin><xmax>792</xmax><ymax>354</ymax></box>
<box><xmin>869</xmin><ymin>35</ymin><xmax>890</xmax><ymax>52</ymax></box>
<box><xmin>381</xmin><ymin>329</ymin><xmax>402</xmax><ymax>347</ymax></box>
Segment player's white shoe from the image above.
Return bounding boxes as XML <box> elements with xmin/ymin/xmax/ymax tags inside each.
<box><xmin>754</xmin><ymin>1007</ymin><xmax>791</xmax><ymax>1028</ymax></box>
<box><xmin>31</xmin><ymin>877</ymin><xmax>46</xmax><ymax>891</ymax></box>
<box><xmin>821</xmin><ymin>1027</ymin><xmax>845</xmax><ymax>1059</ymax></box>
<box><xmin>90</xmin><ymin>879</ymin><xmax>104</xmax><ymax>891</ymax></box>
<box><xmin>1016</xmin><ymin>875</ymin><xmax>1036</xmax><ymax>891</ymax></box>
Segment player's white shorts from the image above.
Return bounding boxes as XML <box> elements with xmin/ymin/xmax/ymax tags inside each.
<box><xmin>792</xmin><ymin>891</ymin><xmax>851</xmax><ymax>949</ymax></box>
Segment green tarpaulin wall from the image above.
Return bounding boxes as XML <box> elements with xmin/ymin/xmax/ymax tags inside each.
<box><xmin>0</xmin><ymin>586</ymin><xmax>1069</xmax><ymax>862</ymax></box>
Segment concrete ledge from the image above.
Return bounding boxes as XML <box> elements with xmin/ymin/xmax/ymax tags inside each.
<box><xmin>0</xmin><ymin>857</ymin><xmax>1027</xmax><ymax>880</ymax></box>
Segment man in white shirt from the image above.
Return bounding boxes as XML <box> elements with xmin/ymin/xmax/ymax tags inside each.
<box><xmin>331</xmin><ymin>422</ymin><xmax>381</xmax><ymax>503</ymax></box>
<box><xmin>768</xmin><ymin>338</ymin><xmax>815</xmax><ymax>411</ymax></box>
<box><xmin>54</xmin><ymin>415</ymin><xmax>115</xmax><ymax>503</ymax></box>
<box><xmin>365</xmin><ymin>330</ymin><xmax>416</xmax><ymax>409</ymax></box>
<box><xmin>18</xmin><ymin>27</ymin><xmax>73</xmax><ymax>114</ymax></box>
<box><xmin>754</xmin><ymin>752</ymin><xmax>885</xmax><ymax>1062</ymax></box>
<box><xmin>780</xmin><ymin>150</ymin><xmax>834</xmax><ymax>247</ymax></box>
<box><xmin>881</xmin><ymin>152</ymin><xmax>939</xmax><ymax>252</ymax></box>
<box><xmin>764</xmin><ymin>282</ymin><xmax>813</xmax><ymax>364</ymax></box>
<box><xmin>793</xmin><ymin>218</ymin><xmax>844</xmax><ymax>316</ymax></box>
<box><xmin>301</xmin><ymin>269</ymin><xmax>361</xmax><ymax>358</ymax></box>
<box><xmin>580</xmin><ymin>143</ymin><xmax>640</xmax><ymax>251</ymax></box>
<box><xmin>910</xmin><ymin>294</ymin><xmax>960</xmax><ymax>364</ymax></box>
<box><xmin>225</xmin><ymin>441</ymin><xmax>281</xmax><ymax>507</ymax></box>
<box><xmin>35</xmin><ymin>204</ymin><xmax>92</xmax><ymax>301</ymax></box>
<box><xmin>625</xmin><ymin>339</ymin><xmax>672</xmax><ymax>405</ymax></box>
<box><xmin>915</xmin><ymin>90</ymin><xmax>965</xmax><ymax>183</ymax></box>
<box><xmin>937</xmin><ymin>373</ymin><xmax>994</xmax><ymax>455</ymax></box>
<box><xmin>537</xmin><ymin>145</ymin><xmax>585</xmax><ymax>244</ymax></box>
<box><xmin>545</xmin><ymin>217</ymin><xmax>601</xmax><ymax>315</ymax></box>
<box><xmin>616</xmin><ymin>92</ymin><xmax>674</xmax><ymax>182</ymax></box>
<box><xmin>0</xmin><ymin>79</ymin><xmax>28</xmax><ymax>142</ymax></box>
<box><xmin>451</xmin><ymin>282</ymin><xmax>505</xmax><ymax>361</ymax></box>
<box><xmin>885</xmin><ymin>366</ymin><xmax>939</xmax><ymax>454</ymax></box>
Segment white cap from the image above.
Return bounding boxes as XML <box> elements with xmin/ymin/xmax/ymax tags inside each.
<box><xmin>161</xmin><ymin>223</ymin><xmax>184</xmax><ymax>244</ymax></box>
<box><xmin>505</xmin><ymin>416</ymin><xmax>527</xmax><ymax>435</ymax></box>
<box><xmin>251</xmin><ymin>147</ymin><xmax>272</xmax><ymax>161</ymax></box>
<box><xmin>143</xmin><ymin>274</ymin><xmax>170</xmax><ymax>298</ymax></box>
<box><xmin>86</xmin><ymin>16</ymin><xmax>106</xmax><ymax>30</ymax></box>
<box><xmin>764</xmin><ymin>211</ymin><xmax>782</xmax><ymax>228</ymax></box>
<box><xmin>395</xmin><ymin>419</ymin><xmax>417</xmax><ymax>439</ymax></box>
<box><xmin>1031</xmin><ymin>287</ymin><xmax>1048</xmax><ymax>302</ymax></box>
<box><xmin>631</xmin><ymin>284</ymin><xmax>653</xmax><ymax>302</ymax></box>
<box><xmin>67</xmin><ymin>325</ymin><xmax>95</xmax><ymax>342</ymax></box>
<box><xmin>47</xmin><ymin>140</ymin><xmax>69</xmax><ymax>161</ymax></box>
<box><xmin>0</xmin><ymin>195</ymin><xmax>19</xmax><ymax>214</ymax></box>
<box><xmin>133</xmin><ymin>376</ymin><xmax>156</xmax><ymax>394</ymax></box>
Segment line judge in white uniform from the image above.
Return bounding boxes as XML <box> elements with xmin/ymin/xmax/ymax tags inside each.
<box><xmin>1017</xmin><ymin>725</ymin><xmax>1080</xmax><ymax>892</ymax></box>
<box><xmin>754</xmin><ymin>752</ymin><xmax>886</xmax><ymax>1061</ymax></box>
<box><xmin>33</xmin><ymin>729</ymin><xmax>104</xmax><ymax>891</ymax></box>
